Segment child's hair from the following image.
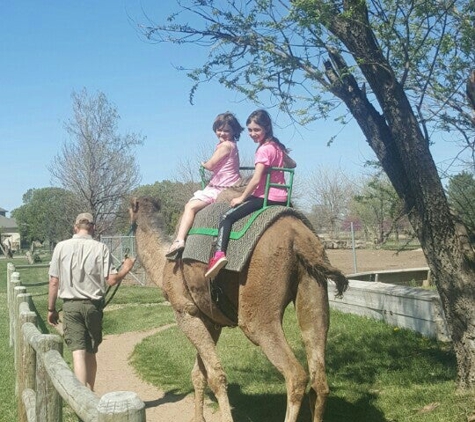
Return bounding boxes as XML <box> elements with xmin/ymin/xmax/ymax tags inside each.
<box><xmin>246</xmin><ymin>109</ymin><xmax>289</xmax><ymax>152</ymax></box>
<box><xmin>212</xmin><ymin>112</ymin><xmax>244</xmax><ymax>142</ymax></box>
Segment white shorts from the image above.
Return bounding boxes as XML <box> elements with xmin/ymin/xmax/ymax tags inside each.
<box><xmin>190</xmin><ymin>186</ymin><xmax>223</xmax><ymax>204</ymax></box>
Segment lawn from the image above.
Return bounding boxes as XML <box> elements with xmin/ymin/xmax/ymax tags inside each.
<box><xmin>2</xmin><ymin>257</ymin><xmax>475</xmax><ymax>421</ymax></box>
<box><xmin>132</xmin><ymin>308</ymin><xmax>471</xmax><ymax>422</ymax></box>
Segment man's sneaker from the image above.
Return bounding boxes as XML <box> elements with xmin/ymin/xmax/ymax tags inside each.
<box><xmin>205</xmin><ymin>251</ymin><xmax>228</xmax><ymax>279</ymax></box>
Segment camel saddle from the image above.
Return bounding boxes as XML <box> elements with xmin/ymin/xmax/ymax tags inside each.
<box><xmin>172</xmin><ymin>202</ymin><xmax>314</xmax><ymax>272</ymax></box>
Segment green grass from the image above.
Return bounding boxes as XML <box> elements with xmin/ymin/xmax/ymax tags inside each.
<box><xmin>131</xmin><ymin>308</ymin><xmax>472</xmax><ymax>422</ymax></box>
<box><xmin>2</xmin><ymin>257</ymin><xmax>475</xmax><ymax>421</ymax></box>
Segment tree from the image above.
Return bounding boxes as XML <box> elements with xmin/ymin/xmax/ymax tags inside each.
<box><xmin>305</xmin><ymin>167</ymin><xmax>356</xmax><ymax>238</ymax></box>
<box><xmin>447</xmin><ymin>171</ymin><xmax>475</xmax><ymax>241</ymax></box>
<box><xmin>48</xmin><ymin>88</ymin><xmax>144</xmax><ymax>236</ymax></box>
<box><xmin>141</xmin><ymin>1</ymin><xmax>475</xmax><ymax>388</ymax></box>
<box><xmin>11</xmin><ymin>188</ymin><xmax>76</xmax><ymax>248</ymax></box>
<box><xmin>353</xmin><ymin>172</ymin><xmax>407</xmax><ymax>244</ymax></box>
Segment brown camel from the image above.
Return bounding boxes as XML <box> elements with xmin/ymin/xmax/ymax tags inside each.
<box><xmin>129</xmin><ymin>196</ymin><xmax>348</xmax><ymax>422</ymax></box>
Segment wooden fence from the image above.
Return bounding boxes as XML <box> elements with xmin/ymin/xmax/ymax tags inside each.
<box><xmin>6</xmin><ymin>262</ymin><xmax>146</xmax><ymax>422</ymax></box>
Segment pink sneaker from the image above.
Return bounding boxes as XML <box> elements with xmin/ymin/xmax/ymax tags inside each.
<box><xmin>205</xmin><ymin>251</ymin><xmax>228</xmax><ymax>279</ymax></box>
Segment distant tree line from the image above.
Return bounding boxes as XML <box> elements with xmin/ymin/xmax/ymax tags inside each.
<box><xmin>13</xmin><ymin>167</ymin><xmax>475</xmax><ymax>251</ymax></box>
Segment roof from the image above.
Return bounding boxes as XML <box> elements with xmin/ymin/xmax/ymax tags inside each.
<box><xmin>0</xmin><ymin>215</ymin><xmax>17</xmax><ymax>230</ymax></box>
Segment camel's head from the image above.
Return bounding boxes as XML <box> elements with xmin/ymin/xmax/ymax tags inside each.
<box><xmin>129</xmin><ymin>196</ymin><xmax>162</xmax><ymax>226</ymax></box>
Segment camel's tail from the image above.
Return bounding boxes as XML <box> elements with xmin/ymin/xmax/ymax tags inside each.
<box><xmin>294</xmin><ymin>230</ymin><xmax>349</xmax><ymax>298</ymax></box>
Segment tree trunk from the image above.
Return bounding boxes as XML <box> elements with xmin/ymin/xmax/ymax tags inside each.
<box><xmin>325</xmin><ymin>1</ymin><xmax>475</xmax><ymax>388</ymax></box>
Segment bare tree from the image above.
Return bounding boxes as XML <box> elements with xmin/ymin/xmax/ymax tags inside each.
<box><xmin>139</xmin><ymin>1</ymin><xmax>475</xmax><ymax>387</ymax></box>
<box><xmin>49</xmin><ymin>88</ymin><xmax>144</xmax><ymax>235</ymax></box>
<box><xmin>305</xmin><ymin>167</ymin><xmax>356</xmax><ymax>238</ymax></box>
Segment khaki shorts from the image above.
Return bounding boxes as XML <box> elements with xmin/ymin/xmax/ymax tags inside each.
<box><xmin>62</xmin><ymin>299</ymin><xmax>104</xmax><ymax>353</ymax></box>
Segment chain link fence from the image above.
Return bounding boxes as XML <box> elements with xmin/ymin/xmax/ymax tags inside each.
<box><xmin>101</xmin><ymin>235</ymin><xmax>146</xmax><ymax>285</ymax></box>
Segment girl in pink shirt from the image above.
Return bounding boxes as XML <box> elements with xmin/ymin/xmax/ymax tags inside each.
<box><xmin>166</xmin><ymin>112</ymin><xmax>244</xmax><ymax>257</ymax></box>
<box><xmin>205</xmin><ymin>109</ymin><xmax>296</xmax><ymax>278</ymax></box>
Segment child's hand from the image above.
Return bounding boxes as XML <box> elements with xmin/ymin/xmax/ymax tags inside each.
<box><xmin>230</xmin><ymin>196</ymin><xmax>244</xmax><ymax>207</ymax></box>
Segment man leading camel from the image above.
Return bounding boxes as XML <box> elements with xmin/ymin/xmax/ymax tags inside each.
<box><xmin>47</xmin><ymin>212</ymin><xmax>135</xmax><ymax>390</ymax></box>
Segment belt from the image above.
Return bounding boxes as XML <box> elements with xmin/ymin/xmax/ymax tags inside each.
<box><xmin>63</xmin><ymin>298</ymin><xmax>105</xmax><ymax>306</ymax></box>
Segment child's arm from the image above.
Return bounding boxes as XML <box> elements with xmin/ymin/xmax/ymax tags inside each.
<box><xmin>230</xmin><ymin>163</ymin><xmax>265</xmax><ymax>207</ymax></box>
<box><xmin>202</xmin><ymin>141</ymin><xmax>233</xmax><ymax>171</ymax></box>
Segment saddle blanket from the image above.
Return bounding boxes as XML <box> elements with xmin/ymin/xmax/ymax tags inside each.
<box><xmin>178</xmin><ymin>202</ymin><xmax>314</xmax><ymax>272</ymax></box>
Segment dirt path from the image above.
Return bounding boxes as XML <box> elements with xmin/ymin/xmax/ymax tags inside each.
<box><xmin>93</xmin><ymin>248</ymin><xmax>427</xmax><ymax>421</ymax></box>
<box><xmin>94</xmin><ymin>325</ymin><xmax>222</xmax><ymax>422</ymax></box>
<box><xmin>326</xmin><ymin>247</ymin><xmax>427</xmax><ymax>274</ymax></box>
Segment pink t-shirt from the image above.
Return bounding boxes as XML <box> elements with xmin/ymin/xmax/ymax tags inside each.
<box><xmin>208</xmin><ymin>141</ymin><xmax>241</xmax><ymax>187</ymax></box>
<box><xmin>190</xmin><ymin>141</ymin><xmax>241</xmax><ymax>204</ymax></box>
<box><xmin>253</xmin><ymin>141</ymin><xmax>288</xmax><ymax>202</ymax></box>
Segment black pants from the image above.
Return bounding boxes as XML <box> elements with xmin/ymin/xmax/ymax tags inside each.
<box><xmin>215</xmin><ymin>196</ymin><xmax>287</xmax><ymax>253</ymax></box>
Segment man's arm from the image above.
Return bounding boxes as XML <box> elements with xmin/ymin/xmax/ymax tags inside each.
<box><xmin>48</xmin><ymin>276</ymin><xmax>60</xmax><ymax>326</ymax></box>
<box><xmin>106</xmin><ymin>257</ymin><xmax>136</xmax><ymax>286</ymax></box>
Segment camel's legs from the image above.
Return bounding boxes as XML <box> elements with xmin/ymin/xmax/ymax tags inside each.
<box><xmin>295</xmin><ymin>272</ymin><xmax>330</xmax><ymax>422</ymax></box>
<box><xmin>191</xmin><ymin>327</ymin><xmax>222</xmax><ymax>422</ymax></box>
<box><xmin>191</xmin><ymin>356</ymin><xmax>208</xmax><ymax>422</ymax></box>
<box><xmin>239</xmin><ymin>263</ymin><xmax>308</xmax><ymax>422</ymax></box>
<box><xmin>240</xmin><ymin>317</ymin><xmax>308</xmax><ymax>422</ymax></box>
<box><xmin>174</xmin><ymin>310</ymin><xmax>232</xmax><ymax>422</ymax></box>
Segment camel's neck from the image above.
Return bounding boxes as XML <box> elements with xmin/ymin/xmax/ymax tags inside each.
<box><xmin>134</xmin><ymin>217</ymin><xmax>170</xmax><ymax>286</ymax></box>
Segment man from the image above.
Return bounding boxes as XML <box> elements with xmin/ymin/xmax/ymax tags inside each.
<box><xmin>47</xmin><ymin>212</ymin><xmax>135</xmax><ymax>390</ymax></box>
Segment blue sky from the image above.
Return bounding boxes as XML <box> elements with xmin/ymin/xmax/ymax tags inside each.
<box><xmin>0</xmin><ymin>1</ymin><xmax>465</xmax><ymax>215</ymax></box>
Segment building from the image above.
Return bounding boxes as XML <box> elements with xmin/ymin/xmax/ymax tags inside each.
<box><xmin>0</xmin><ymin>207</ymin><xmax>20</xmax><ymax>252</ymax></box>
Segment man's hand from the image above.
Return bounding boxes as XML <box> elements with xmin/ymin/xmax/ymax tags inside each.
<box><xmin>47</xmin><ymin>309</ymin><xmax>59</xmax><ymax>326</ymax></box>
<box><xmin>122</xmin><ymin>256</ymin><xmax>136</xmax><ymax>272</ymax></box>
<box><xmin>107</xmin><ymin>256</ymin><xmax>137</xmax><ymax>287</ymax></box>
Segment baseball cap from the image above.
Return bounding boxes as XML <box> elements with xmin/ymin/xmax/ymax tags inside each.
<box><xmin>75</xmin><ymin>213</ymin><xmax>94</xmax><ymax>225</ymax></box>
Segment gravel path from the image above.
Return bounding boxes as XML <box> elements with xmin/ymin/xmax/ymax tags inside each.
<box><xmin>94</xmin><ymin>325</ymin><xmax>222</xmax><ymax>422</ymax></box>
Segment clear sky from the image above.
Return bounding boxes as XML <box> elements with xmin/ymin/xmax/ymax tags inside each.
<box><xmin>0</xmin><ymin>1</ymin><xmax>465</xmax><ymax>216</ymax></box>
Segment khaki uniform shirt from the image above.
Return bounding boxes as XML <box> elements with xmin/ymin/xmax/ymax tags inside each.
<box><xmin>49</xmin><ymin>234</ymin><xmax>117</xmax><ymax>301</ymax></box>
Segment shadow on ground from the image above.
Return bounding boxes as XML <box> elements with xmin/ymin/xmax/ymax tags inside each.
<box><xmin>219</xmin><ymin>384</ymin><xmax>387</xmax><ymax>422</ymax></box>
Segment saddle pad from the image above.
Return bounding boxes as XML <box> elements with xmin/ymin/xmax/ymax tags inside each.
<box><xmin>180</xmin><ymin>202</ymin><xmax>314</xmax><ymax>272</ymax></box>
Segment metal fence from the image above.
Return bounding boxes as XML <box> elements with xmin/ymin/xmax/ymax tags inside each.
<box><xmin>101</xmin><ymin>236</ymin><xmax>146</xmax><ymax>285</ymax></box>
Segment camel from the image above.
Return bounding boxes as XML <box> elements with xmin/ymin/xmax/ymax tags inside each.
<box><xmin>129</xmin><ymin>195</ymin><xmax>349</xmax><ymax>422</ymax></box>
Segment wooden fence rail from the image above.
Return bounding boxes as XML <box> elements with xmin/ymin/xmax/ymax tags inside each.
<box><xmin>6</xmin><ymin>262</ymin><xmax>146</xmax><ymax>422</ymax></box>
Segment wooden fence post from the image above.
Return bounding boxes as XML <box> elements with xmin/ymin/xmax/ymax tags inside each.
<box><xmin>14</xmin><ymin>288</ymin><xmax>28</xmax><ymax>368</ymax></box>
<box><xmin>7</xmin><ymin>262</ymin><xmax>15</xmax><ymax>288</ymax></box>
<box><xmin>43</xmin><ymin>349</ymin><xmax>99</xmax><ymax>421</ymax></box>
<box><xmin>22</xmin><ymin>323</ymin><xmax>42</xmax><ymax>421</ymax></box>
<box><xmin>97</xmin><ymin>391</ymin><xmax>146</xmax><ymax>422</ymax></box>
<box><xmin>9</xmin><ymin>271</ymin><xmax>21</xmax><ymax>347</ymax></box>
<box><xmin>18</xmin><ymin>306</ymin><xmax>37</xmax><ymax>422</ymax></box>
<box><xmin>36</xmin><ymin>335</ymin><xmax>63</xmax><ymax>422</ymax></box>
<box><xmin>22</xmin><ymin>389</ymin><xmax>37</xmax><ymax>422</ymax></box>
